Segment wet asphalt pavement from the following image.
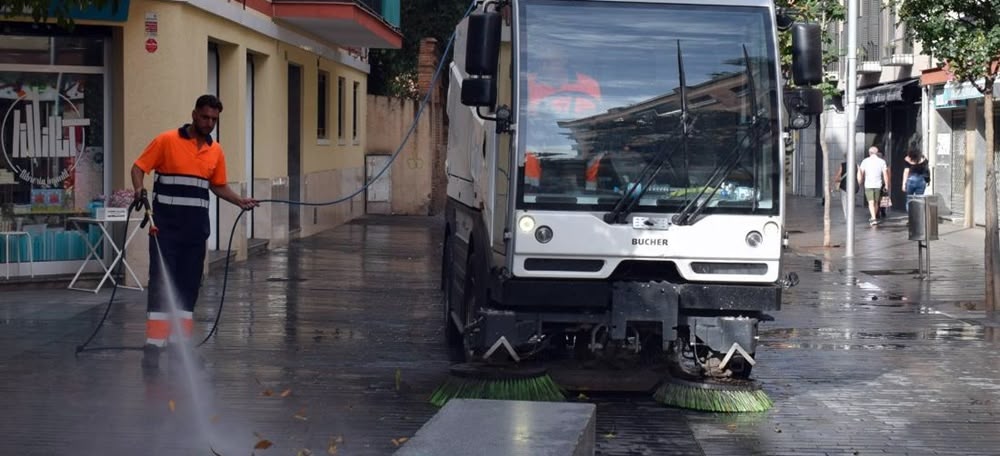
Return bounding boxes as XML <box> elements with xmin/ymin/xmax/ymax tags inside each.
<box><xmin>1</xmin><ymin>197</ymin><xmax>998</xmax><ymax>455</ymax></box>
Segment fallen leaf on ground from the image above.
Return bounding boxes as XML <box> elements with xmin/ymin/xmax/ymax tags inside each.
<box><xmin>327</xmin><ymin>435</ymin><xmax>344</xmax><ymax>454</ymax></box>
<box><xmin>395</xmin><ymin>369</ymin><xmax>401</xmax><ymax>391</ymax></box>
<box><xmin>293</xmin><ymin>408</ymin><xmax>309</xmax><ymax>421</ymax></box>
<box><xmin>261</xmin><ymin>389</ymin><xmax>274</xmax><ymax>397</ymax></box>
<box><xmin>280</xmin><ymin>389</ymin><xmax>293</xmax><ymax>398</ymax></box>
<box><xmin>254</xmin><ymin>439</ymin><xmax>273</xmax><ymax>449</ymax></box>
<box><xmin>391</xmin><ymin>437</ymin><xmax>409</xmax><ymax>447</ymax></box>
<box><xmin>297</xmin><ymin>450</ymin><xmax>313</xmax><ymax>456</ymax></box>
<box><xmin>168</xmin><ymin>400</ymin><xmax>175</xmax><ymax>413</ymax></box>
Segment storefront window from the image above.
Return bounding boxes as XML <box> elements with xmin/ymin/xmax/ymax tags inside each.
<box><xmin>0</xmin><ymin>34</ymin><xmax>106</xmax><ymax>266</ymax></box>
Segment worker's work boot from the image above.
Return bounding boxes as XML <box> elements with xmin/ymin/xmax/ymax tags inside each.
<box><xmin>141</xmin><ymin>344</ymin><xmax>160</xmax><ymax>369</ymax></box>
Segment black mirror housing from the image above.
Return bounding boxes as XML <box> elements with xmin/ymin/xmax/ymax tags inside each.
<box><xmin>461</xmin><ymin>78</ymin><xmax>497</xmax><ymax>108</ymax></box>
<box><xmin>786</xmin><ymin>87</ymin><xmax>823</xmax><ymax>116</ymax></box>
<box><xmin>790</xmin><ymin>23</ymin><xmax>822</xmax><ymax>86</ymax></box>
<box><xmin>465</xmin><ymin>12</ymin><xmax>502</xmax><ymax>77</ymax></box>
<box><xmin>784</xmin><ymin>87</ymin><xmax>823</xmax><ymax>130</ymax></box>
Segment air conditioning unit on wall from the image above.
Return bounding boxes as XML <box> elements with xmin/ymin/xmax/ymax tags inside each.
<box><xmin>824</xmin><ymin>71</ymin><xmax>840</xmax><ymax>82</ymax></box>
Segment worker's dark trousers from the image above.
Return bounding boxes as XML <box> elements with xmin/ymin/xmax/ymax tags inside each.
<box><xmin>145</xmin><ymin>235</ymin><xmax>206</xmax><ymax>346</ymax></box>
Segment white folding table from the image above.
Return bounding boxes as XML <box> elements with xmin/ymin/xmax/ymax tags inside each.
<box><xmin>67</xmin><ymin>217</ymin><xmax>145</xmax><ymax>293</ymax></box>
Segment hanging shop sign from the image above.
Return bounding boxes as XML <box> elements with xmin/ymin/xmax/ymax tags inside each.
<box><xmin>938</xmin><ymin>80</ymin><xmax>1000</xmax><ymax>105</ymax></box>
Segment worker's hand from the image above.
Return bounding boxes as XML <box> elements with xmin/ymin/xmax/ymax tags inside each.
<box><xmin>130</xmin><ymin>188</ymin><xmax>149</xmax><ymax>212</ymax></box>
<box><xmin>237</xmin><ymin>197</ymin><xmax>259</xmax><ymax>211</ymax></box>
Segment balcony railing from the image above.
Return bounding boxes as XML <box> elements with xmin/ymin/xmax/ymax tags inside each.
<box><xmin>881</xmin><ymin>39</ymin><xmax>914</xmax><ymax>66</ymax></box>
<box><xmin>858</xmin><ymin>41</ymin><xmax>882</xmax><ymax>74</ymax></box>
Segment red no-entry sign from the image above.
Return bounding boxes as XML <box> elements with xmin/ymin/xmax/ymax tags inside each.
<box><xmin>145</xmin><ymin>38</ymin><xmax>158</xmax><ymax>53</ymax></box>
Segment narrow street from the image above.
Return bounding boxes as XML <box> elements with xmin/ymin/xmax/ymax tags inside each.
<box><xmin>1</xmin><ymin>197</ymin><xmax>998</xmax><ymax>455</ymax></box>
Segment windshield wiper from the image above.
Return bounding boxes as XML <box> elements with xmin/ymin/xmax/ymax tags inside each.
<box><xmin>672</xmin><ymin>44</ymin><xmax>765</xmax><ymax>226</ymax></box>
<box><xmin>604</xmin><ymin>41</ymin><xmax>692</xmax><ymax>225</ymax></box>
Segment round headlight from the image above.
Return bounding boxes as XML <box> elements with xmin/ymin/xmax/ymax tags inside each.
<box><xmin>535</xmin><ymin>225</ymin><xmax>554</xmax><ymax>243</ymax></box>
<box><xmin>518</xmin><ymin>216</ymin><xmax>536</xmax><ymax>232</ymax></box>
<box><xmin>746</xmin><ymin>230</ymin><xmax>763</xmax><ymax>248</ymax></box>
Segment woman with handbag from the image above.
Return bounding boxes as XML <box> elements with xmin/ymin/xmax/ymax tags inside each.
<box><xmin>902</xmin><ymin>149</ymin><xmax>929</xmax><ymax>213</ymax></box>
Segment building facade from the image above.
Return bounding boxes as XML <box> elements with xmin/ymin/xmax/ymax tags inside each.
<box><xmin>0</xmin><ymin>0</ymin><xmax>401</xmax><ymax>281</ymax></box>
<box><xmin>792</xmin><ymin>0</ymin><xmax>933</xmax><ymax>213</ymax></box>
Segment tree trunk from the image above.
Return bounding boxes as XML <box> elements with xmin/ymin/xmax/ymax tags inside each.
<box><xmin>985</xmin><ymin>89</ymin><xmax>1000</xmax><ymax>317</ymax></box>
<box><xmin>821</xmin><ymin>112</ymin><xmax>831</xmax><ymax>247</ymax></box>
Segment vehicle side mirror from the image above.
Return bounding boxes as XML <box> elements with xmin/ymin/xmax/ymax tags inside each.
<box><xmin>790</xmin><ymin>23</ymin><xmax>822</xmax><ymax>86</ymax></box>
<box><xmin>461</xmin><ymin>78</ymin><xmax>497</xmax><ymax>108</ymax></box>
<box><xmin>465</xmin><ymin>12</ymin><xmax>501</xmax><ymax>77</ymax></box>
<box><xmin>462</xmin><ymin>11</ymin><xmax>501</xmax><ymax>108</ymax></box>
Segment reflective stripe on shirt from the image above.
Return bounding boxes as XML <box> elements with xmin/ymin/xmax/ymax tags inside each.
<box><xmin>155</xmin><ymin>194</ymin><xmax>210</xmax><ymax>208</ymax></box>
<box><xmin>157</xmin><ymin>174</ymin><xmax>209</xmax><ymax>189</ymax></box>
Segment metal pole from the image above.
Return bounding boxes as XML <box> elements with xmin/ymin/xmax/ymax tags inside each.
<box><xmin>845</xmin><ymin>0</ymin><xmax>858</xmax><ymax>257</ymax></box>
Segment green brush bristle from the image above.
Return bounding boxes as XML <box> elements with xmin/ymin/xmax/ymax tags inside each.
<box><xmin>429</xmin><ymin>374</ymin><xmax>565</xmax><ymax>407</ymax></box>
<box><xmin>653</xmin><ymin>381</ymin><xmax>773</xmax><ymax>413</ymax></box>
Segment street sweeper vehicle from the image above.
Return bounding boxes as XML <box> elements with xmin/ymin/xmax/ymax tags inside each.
<box><xmin>437</xmin><ymin>0</ymin><xmax>822</xmax><ymax>412</ymax></box>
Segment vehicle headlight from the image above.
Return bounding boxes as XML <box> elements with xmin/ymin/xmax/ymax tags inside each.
<box><xmin>518</xmin><ymin>216</ymin><xmax>536</xmax><ymax>232</ymax></box>
<box><xmin>745</xmin><ymin>230</ymin><xmax>763</xmax><ymax>248</ymax></box>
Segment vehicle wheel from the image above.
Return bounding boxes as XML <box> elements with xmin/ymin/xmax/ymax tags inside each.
<box><xmin>461</xmin><ymin>246</ymin><xmax>486</xmax><ymax>362</ymax></box>
<box><xmin>442</xmin><ymin>232</ymin><xmax>461</xmax><ymax>347</ymax></box>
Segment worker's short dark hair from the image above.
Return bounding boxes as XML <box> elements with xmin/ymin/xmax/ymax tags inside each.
<box><xmin>195</xmin><ymin>94</ymin><xmax>223</xmax><ymax>112</ymax></box>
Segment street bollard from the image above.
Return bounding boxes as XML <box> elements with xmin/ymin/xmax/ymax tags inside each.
<box><xmin>907</xmin><ymin>195</ymin><xmax>938</xmax><ymax>280</ymax></box>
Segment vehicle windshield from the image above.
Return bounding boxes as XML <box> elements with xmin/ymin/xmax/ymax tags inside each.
<box><xmin>516</xmin><ymin>0</ymin><xmax>780</xmax><ymax>214</ymax></box>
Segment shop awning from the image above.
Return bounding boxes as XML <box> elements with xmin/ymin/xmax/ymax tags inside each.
<box><xmin>857</xmin><ymin>79</ymin><xmax>918</xmax><ymax>105</ymax></box>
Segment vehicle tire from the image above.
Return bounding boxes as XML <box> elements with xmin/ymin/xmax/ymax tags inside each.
<box><xmin>442</xmin><ymin>231</ymin><xmax>461</xmax><ymax>347</ymax></box>
<box><xmin>461</xmin><ymin>245</ymin><xmax>487</xmax><ymax>361</ymax></box>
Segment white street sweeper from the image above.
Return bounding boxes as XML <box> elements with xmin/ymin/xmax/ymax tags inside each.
<box><xmin>437</xmin><ymin>0</ymin><xmax>822</xmax><ymax>411</ymax></box>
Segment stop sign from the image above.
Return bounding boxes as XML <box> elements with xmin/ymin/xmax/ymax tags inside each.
<box><xmin>145</xmin><ymin>38</ymin><xmax>158</xmax><ymax>53</ymax></box>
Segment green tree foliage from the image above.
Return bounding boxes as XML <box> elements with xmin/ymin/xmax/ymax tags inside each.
<box><xmin>894</xmin><ymin>0</ymin><xmax>1000</xmax><ymax>313</ymax></box>
<box><xmin>895</xmin><ymin>0</ymin><xmax>1000</xmax><ymax>92</ymax></box>
<box><xmin>369</xmin><ymin>0</ymin><xmax>470</xmax><ymax>98</ymax></box>
<box><xmin>1</xmin><ymin>0</ymin><xmax>122</xmax><ymax>28</ymax></box>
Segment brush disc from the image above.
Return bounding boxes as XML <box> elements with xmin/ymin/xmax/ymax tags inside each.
<box><xmin>653</xmin><ymin>374</ymin><xmax>773</xmax><ymax>413</ymax></box>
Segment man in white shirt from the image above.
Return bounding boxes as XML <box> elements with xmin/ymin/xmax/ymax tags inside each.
<box><xmin>857</xmin><ymin>146</ymin><xmax>890</xmax><ymax>225</ymax></box>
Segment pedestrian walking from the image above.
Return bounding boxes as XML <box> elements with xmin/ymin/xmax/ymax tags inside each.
<box><xmin>130</xmin><ymin>94</ymin><xmax>258</xmax><ymax>369</ymax></box>
<box><xmin>857</xmin><ymin>146</ymin><xmax>889</xmax><ymax>226</ymax></box>
<box><xmin>902</xmin><ymin>148</ymin><xmax>929</xmax><ymax>212</ymax></box>
<box><xmin>832</xmin><ymin>157</ymin><xmax>858</xmax><ymax>219</ymax></box>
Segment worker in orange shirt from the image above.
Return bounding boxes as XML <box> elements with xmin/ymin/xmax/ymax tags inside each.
<box><xmin>131</xmin><ymin>94</ymin><xmax>258</xmax><ymax>369</ymax></box>
<box><xmin>524</xmin><ymin>50</ymin><xmax>602</xmax><ymax>192</ymax></box>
